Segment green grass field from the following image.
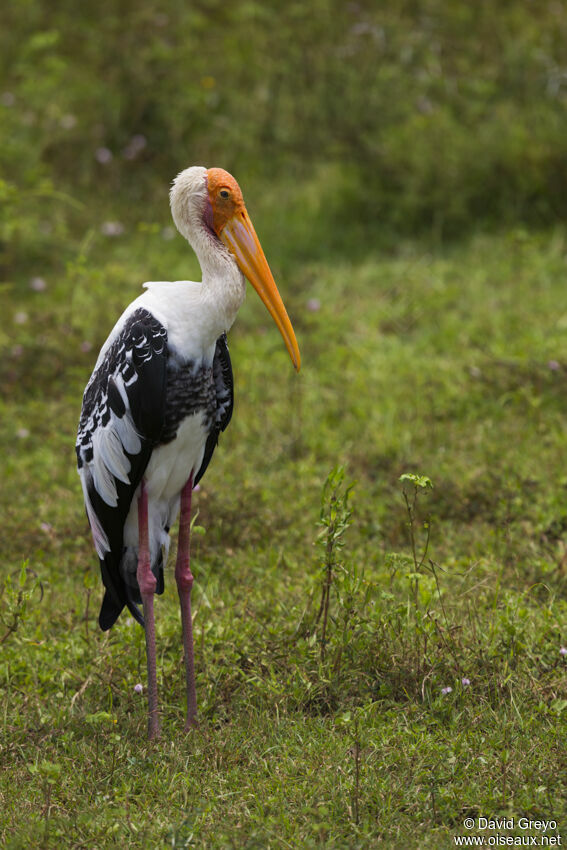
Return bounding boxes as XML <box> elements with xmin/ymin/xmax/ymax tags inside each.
<box><xmin>2</xmin><ymin>215</ymin><xmax>567</xmax><ymax>847</ymax></box>
<box><xmin>3</xmin><ymin>2</ymin><xmax>567</xmax><ymax>844</ymax></box>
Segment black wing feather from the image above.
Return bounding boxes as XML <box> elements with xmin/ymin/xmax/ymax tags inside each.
<box><xmin>194</xmin><ymin>333</ymin><xmax>233</xmax><ymax>485</ymax></box>
<box><xmin>76</xmin><ymin>308</ymin><xmax>168</xmax><ymax>629</ymax></box>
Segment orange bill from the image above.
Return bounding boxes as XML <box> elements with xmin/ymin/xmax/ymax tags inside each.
<box><xmin>220</xmin><ymin>210</ymin><xmax>301</xmax><ymax>371</ymax></box>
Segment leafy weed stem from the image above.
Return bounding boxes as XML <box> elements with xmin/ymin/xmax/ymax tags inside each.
<box><xmin>399</xmin><ymin>474</ymin><xmax>433</xmax><ymax>610</ymax></box>
<box><xmin>315</xmin><ymin>467</ymin><xmax>354</xmax><ymax>663</ymax></box>
<box><xmin>427</xmin><ymin>559</ymin><xmax>464</xmax><ymax>675</ymax></box>
<box><xmin>0</xmin><ymin>563</ymin><xmax>43</xmax><ymax>644</ymax></box>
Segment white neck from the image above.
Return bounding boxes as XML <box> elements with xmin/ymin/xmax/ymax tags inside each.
<box><xmin>170</xmin><ymin>166</ymin><xmax>247</xmax><ymax>337</ymax></box>
<box><xmin>201</xmin><ymin>247</ymin><xmax>247</xmax><ymax>337</ymax></box>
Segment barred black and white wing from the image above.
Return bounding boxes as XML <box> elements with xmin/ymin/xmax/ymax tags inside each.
<box><xmin>76</xmin><ymin>308</ymin><xmax>168</xmax><ymax>627</ymax></box>
<box><xmin>194</xmin><ymin>332</ymin><xmax>233</xmax><ymax>484</ymax></box>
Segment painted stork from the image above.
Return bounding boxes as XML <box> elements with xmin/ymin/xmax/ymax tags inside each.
<box><xmin>76</xmin><ymin>166</ymin><xmax>300</xmax><ymax>739</ymax></box>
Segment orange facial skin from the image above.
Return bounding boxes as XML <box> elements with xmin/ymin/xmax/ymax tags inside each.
<box><xmin>207</xmin><ymin>168</ymin><xmax>246</xmax><ymax>235</ymax></box>
<box><xmin>205</xmin><ymin>168</ymin><xmax>301</xmax><ymax>372</ymax></box>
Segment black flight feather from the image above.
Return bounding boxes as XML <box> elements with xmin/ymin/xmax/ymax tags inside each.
<box><xmin>195</xmin><ymin>333</ymin><xmax>233</xmax><ymax>484</ymax></box>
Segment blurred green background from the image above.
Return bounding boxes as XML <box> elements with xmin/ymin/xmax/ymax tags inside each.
<box><xmin>3</xmin><ymin>0</ymin><xmax>567</xmax><ymax>283</ymax></box>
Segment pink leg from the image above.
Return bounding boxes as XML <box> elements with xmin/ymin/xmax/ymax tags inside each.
<box><xmin>137</xmin><ymin>480</ymin><xmax>159</xmax><ymax>740</ymax></box>
<box><xmin>175</xmin><ymin>472</ymin><xmax>198</xmax><ymax>730</ymax></box>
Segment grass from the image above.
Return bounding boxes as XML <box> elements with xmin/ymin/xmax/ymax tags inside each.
<box><xmin>2</xmin><ymin>215</ymin><xmax>567</xmax><ymax>848</ymax></box>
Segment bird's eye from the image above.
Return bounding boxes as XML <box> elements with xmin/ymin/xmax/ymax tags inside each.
<box><xmin>219</xmin><ymin>189</ymin><xmax>230</xmax><ymax>199</ymax></box>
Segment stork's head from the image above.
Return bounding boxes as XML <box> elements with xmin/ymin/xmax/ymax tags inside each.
<box><xmin>170</xmin><ymin>166</ymin><xmax>300</xmax><ymax>371</ymax></box>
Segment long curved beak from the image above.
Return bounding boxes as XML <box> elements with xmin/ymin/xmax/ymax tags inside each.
<box><xmin>220</xmin><ymin>210</ymin><xmax>301</xmax><ymax>371</ymax></box>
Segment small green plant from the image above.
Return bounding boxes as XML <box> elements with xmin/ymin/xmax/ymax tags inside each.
<box><xmin>0</xmin><ymin>562</ymin><xmax>42</xmax><ymax>644</ymax></box>
<box><xmin>314</xmin><ymin>466</ymin><xmax>354</xmax><ymax>663</ymax></box>
<box><xmin>399</xmin><ymin>473</ymin><xmax>434</xmax><ymax>610</ymax></box>
<box><xmin>336</xmin><ymin>708</ymin><xmax>365</xmax><ymax>826</ymax></box>
<box><xmin>28</xmin><ymin>759</ymin><xmax>62</xmax><ymax>846</ymax></box>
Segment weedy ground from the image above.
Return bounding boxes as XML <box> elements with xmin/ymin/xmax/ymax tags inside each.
<box><xmin>2</xmin><ymin>220</ymin><xmax>567</xmax><ymax>848</ymax></box>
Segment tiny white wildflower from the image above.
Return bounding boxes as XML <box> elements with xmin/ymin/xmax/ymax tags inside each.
<box><xmin>30</xmin><ymin>277</ymin><xmax>47</xmax><ymax>292</ymax></box>
<box><xmin>60</xmin><ymin>114</ymin><xmax>77</xmax><ymax>130</ymax></box>
<box><xmin>123</xmin><ymin>134</ymin><xmax>147</xmax><ymax>160</ymax></box>
<box><xmin>101</xmin><ymin>221</ymin><xmax>124</xmax><ymax>237</ymax></box>
<box><xmin>95</xmin><ymin>147</ymin><xmax>113</xmax><ymax>164</ymax></box>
